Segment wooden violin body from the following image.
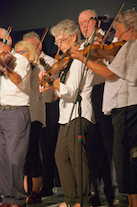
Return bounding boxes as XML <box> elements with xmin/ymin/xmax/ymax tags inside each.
<box><xmin>0</xmin><ymin>52</ymin><xmax>16</xmax><ymax>75</ymax></box>
<box><xmin>39</xmin><ymin>53</ymin><xmax>71</xmax><ymax>85</ymax></box>
<box><xmin>86</xmin><ymin>40</ymin><xmax>126</xmax><ymax>62</ymax></box>
<box><xmin>39</xmin><ymin>40</ymin><xmax>126</xmax><ymax>86</ymax></box>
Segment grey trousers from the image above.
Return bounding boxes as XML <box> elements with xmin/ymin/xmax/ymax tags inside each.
<box><xmin>0</xmin><ymin>107</ymin><xmax>31</xmax><ymax>206</ymax></box>
<box><xmin>55</xmin><ymin>117</ymin><xmax>91</xmax><ymax>206</ymax></box>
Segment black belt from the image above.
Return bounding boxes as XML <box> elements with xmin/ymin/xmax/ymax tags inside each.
<box><xmin>0</xmin><ymin>105</ymin><xmax>28</xmax><ymax>110</ymax></box>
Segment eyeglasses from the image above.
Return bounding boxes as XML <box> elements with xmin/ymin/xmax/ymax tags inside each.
<box><xmin>54</xmin><ymin>37</ymin><xmax>69</xmax><ymax>46</ymax></box>
<box><xmin>16</xmin><ymin>50</ymin><xmax>28</xmax><ymax>54</ymax></box>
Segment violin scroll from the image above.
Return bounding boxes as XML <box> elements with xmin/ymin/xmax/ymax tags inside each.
<box><xmin>39</xmin><ymin>58</ymin><xmax>52</xmax><ymax>72</ymax></box>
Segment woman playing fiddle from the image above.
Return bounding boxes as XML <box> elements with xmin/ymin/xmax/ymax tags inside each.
<box><xmin>71</xmin><ymin>9</ymin><xmax>137</xmax><ymax>207</ymax></box>
<box><xmin>39</xmin><ymin>19</ymin><xmax>104</xmax><ymax>207</ymax></box>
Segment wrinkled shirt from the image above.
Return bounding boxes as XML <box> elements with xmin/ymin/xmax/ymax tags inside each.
<box><xmin>1</xmin><ymin>53</ymin><xmax>31</xmax><ymax>106</ymax></box>
<box><xmin>29</xmin><ymin>63</ymin><xmax>46</xmax><ymax>126</ymax></box>
<box><xmin>103</xmin><ymin>40</ymin><xmax>137</xmax><ymax>114</ymax></box>
<box><xmin>55</xmin><ymin>58</ymin><xmax>103</xmax><ymax>124</ymax></box>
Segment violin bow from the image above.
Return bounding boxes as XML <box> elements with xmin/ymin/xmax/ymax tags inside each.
<box><xmin>0</xmin><ymin>26</ymin><xmax>12</xmax><ymax>51</ymax></box>
<box><xmin>36</xmin><ymin>27</ymin><xmax>49</xmax><ymax>53</ymax></box>
<box><xmin>101</xmin><ymin>3</ymin><xmax>125</xmax><ymax>46</ymax></box>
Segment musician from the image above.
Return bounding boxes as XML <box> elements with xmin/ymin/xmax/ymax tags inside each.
<box><xmin>78</xmin><ymin>9</ymin><xmax>116</xmax><ymax>207</ymax></box>
<box><xmin>23</xmin><ymin>31</ymin><xmax>59</xmax><ymax>197</ymax></box>
<box><xmin>71</xmin><ymin>9</ymin><xmax>137</xmax><ymax>207</ymax></box>
<box><xmin>23</xmin><ymin>31</ymin><xmax>55</xmax><ymax>101</ymax></box>
<box><xmin>39</xmin><ymin>19</ymin><xmax>104</xmax><ymax>207</ymax></box>
<box><xmin>0</xmin><ymin>28</ymin><xmax>31</xmax><ymax>207</ymax></box>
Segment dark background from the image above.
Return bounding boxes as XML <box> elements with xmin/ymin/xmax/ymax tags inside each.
<box><xmin>0</xmin><ymin>0</ymin><xmax>136</xmax><ymax>31</ymax></box>
<box><xmin>0</xmin><ymin>0</ymin><xmax>136</xmax><ymax>56</ymax></box>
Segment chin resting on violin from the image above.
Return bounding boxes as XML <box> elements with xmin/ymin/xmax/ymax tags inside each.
<box><xmin>39</xmin><ymin>18</ymin><xmax>107</xmax><ymax>207</ymax></box>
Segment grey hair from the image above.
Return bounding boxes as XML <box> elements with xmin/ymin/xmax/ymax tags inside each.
<box><xmin>79</xmin><ymin>9</ymin><xmax>98</xmax><ymax>18</ymax></box>
<box><xmin>23</xmin><ymin>31</ymin><xmax>40</xmax><ymax>42</ymax></box>
<box><xmin>113</xmin><ymin>9</ymin><xmax>137</xmax><ymax>32</ymax></box>
<box><xmin>50</xmin><ymin>19</ymin><xmax>81</xmax><ymax>45</ymax></box>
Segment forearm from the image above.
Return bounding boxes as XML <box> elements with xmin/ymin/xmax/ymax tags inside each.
<box><xmin>82</xmin><ymin>56</ymin><xmax>118</xmax><ymax>80</ymax></box>
<box><xmin>70</xmin><ymin>50</ymin><xmax>118</xmax><ymax>80</ymax></box>
<box><xmin>0</xmin><ymin>65</ymin><xmax>22</xmax><ymax>85</ymax></box>
<box><xmin>53</xmin><ymin>80</ymin><xmax>60</xmax><ymax>92</ymax></box>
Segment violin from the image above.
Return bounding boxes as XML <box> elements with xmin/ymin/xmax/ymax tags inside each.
<box><xmin>0</xmin><ymin>26</ymin><xmax>17</xmax><ymax>74</ymax></box>
<box><xmin>40</xmin><ymin>42</ymin><xmax>80</xmax><ymax>82</ymax></box>
<box><xmin>78</xmin><ymin>3</ymin><xmax>125</xmax><ymax>63</ymax></box>
<box><xmin>0</xmin><ymin>52</ymin><xmax>16</xmax><ymax>75</ymax></box>
<box><xmin>79</xmin><ymin>40</ymin><xmax>126</xmax><ymax>63</ymax></box>
<box><xmin>39</xmin><ymin>39</ymin><xmax>126</xmax><ymax>86</ymax></box>
<box><xmin>39</xmin><ymin>57</ymin><xmax>52</xmax><ymax>72</ymax></box>
<box><xmin>39</xmin><ymin>52</ymin><xmax>71</xmax><ymax>85</ymax></box>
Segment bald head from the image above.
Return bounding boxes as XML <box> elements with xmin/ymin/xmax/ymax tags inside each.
<box><xmin>0</xmin><ymin>28</ymin><xmax>8</xmax><ymax>39</ymax></box>
<box><xmin>0</xmin><ymin>28</ymin><xmax>12</xmax><ymax>52</ymax></box>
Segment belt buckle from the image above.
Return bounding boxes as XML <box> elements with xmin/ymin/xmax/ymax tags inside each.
<box><xmin>0</xmin><ymin>105</ymin><xmax>5</xmax><ymax>110</ymax></box>
<box><xmin>0</xmin><ymin>105</ymin><xmax>17</xmax><ymax>110</ymax></box>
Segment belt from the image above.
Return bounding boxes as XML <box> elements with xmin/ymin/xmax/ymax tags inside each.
<box><xmin>0</xmin><ymin>105</ymin><xmax>28</xmax><ymax>110</ymax></box>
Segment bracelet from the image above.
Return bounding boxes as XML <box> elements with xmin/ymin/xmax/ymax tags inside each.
<box><xmin>1</xmin><ymin>67</ymin><xmax>7</xmax><ymax>72</ymax></box>
<box><xmin>48</xmin><ymin>79</ymin><xmax>54</xmax><ymax>85</ymax></box>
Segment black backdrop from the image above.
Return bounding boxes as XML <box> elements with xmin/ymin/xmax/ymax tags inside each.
<box><xmin>11</xmin><ymin>28</ymin><xmax>57</xmax><ymax>57</ymax></box>
<box><xmin>11</xmin><ymin>19</ymin><xmax>114</xmax><ymax>58</ymax></box>
<box><xmin>0</xmin><ymin>0</ymin><xmax>136</xmax><ymax>32</ymax></box>
<box><xmin>1</xmin><ymin>0</ymin><xmax>136</xmax><ymax>56</ymax></box>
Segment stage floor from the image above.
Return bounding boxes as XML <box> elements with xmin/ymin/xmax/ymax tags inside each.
<box><xmin>26</xmin><ymin>193</ymin><xmax>64</xmax><ymax>207</ymax></box>
<box><xmin>26</xmin><ymin>192</ymin><xmax>110</xmax><ymax>207</ymax></box>
<box><xmin>0</xmin><ymin>188</ymin><xmax>110</xmax><ymax>207</ymax></box>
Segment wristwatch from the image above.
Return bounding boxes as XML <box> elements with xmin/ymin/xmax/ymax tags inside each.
<box><xmin>1</xmin><ymin>67</ymin><xmax>7</xmax><ymax>72</ymax></box>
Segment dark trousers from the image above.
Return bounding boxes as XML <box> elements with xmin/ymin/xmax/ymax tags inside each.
<box><xmin>55</xmin><ymin>117</ymin><xmax>91</xmax><ymax>206</ymax></box>
<box><xmin>89</xmin><ymin>83</ymin><xmax>114</xmax><ymax>205</ymax></box>
<box><xmin>112</xmin><ymin>105</ymin><xmax>137</xmax><ymax>194</ymax></box>
<box><xmin>40</xmin><ymin>100</ymin><xmax>59</xmax><ymax>196</ymax></box>
<box><xmin>86</xmin><ymin>122</ymin><xmax>114</xmax><ymax>205</ymax></box>
<box><xmin>24</xmin><ymin>121</ymin><xmax>43</xmax><ymax>194</ymax></box>
<box><xmin>0</xmin><ymin>107</ymin><xmax>31</xmax><ymax>206</ymax></box>
<box><xmin>24</xmin><ymin>121</ymin><xmax>43</xmax><ymax>178</ymax></box>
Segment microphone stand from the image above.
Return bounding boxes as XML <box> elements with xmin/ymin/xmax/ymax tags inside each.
<box><xmin>64</xmin><ymin>21</ymin><xmax>99</xmax><ymax>207</ymax></box>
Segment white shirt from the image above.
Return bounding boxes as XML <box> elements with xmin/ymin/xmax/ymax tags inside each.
<box><xmin>103</xmin><ymin>40</ymin><xmax>137</xmax><ymax>114</ymax></box>
<box><xmin>1</xmin><ymin>52</ymin><xmax>31</xmax><ymax>106</ymax></box>
<box><xmin>39</xmin><ymin>51</ymin><xmax>55</xmax><ymax>103</ymax></box>
<box><xmin>29</xmin><ymin>63</ymin><xmax>46</xmax><ymax>126</ymax></box>
<box><xmin>55</xmin><ymin>58</ymin><xmax>103</xmax><ymax>124</ymax></box>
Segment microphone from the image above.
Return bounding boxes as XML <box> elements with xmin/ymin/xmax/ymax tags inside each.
<box><xmin>0</xmin><ymin>38</ymin><xmax>10</xmax><ymax>46</ymax></box>
<box><xmin>91</xmin><ymin>14</ymin><xmax>110</xmax><ymax>23</ymax></box>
